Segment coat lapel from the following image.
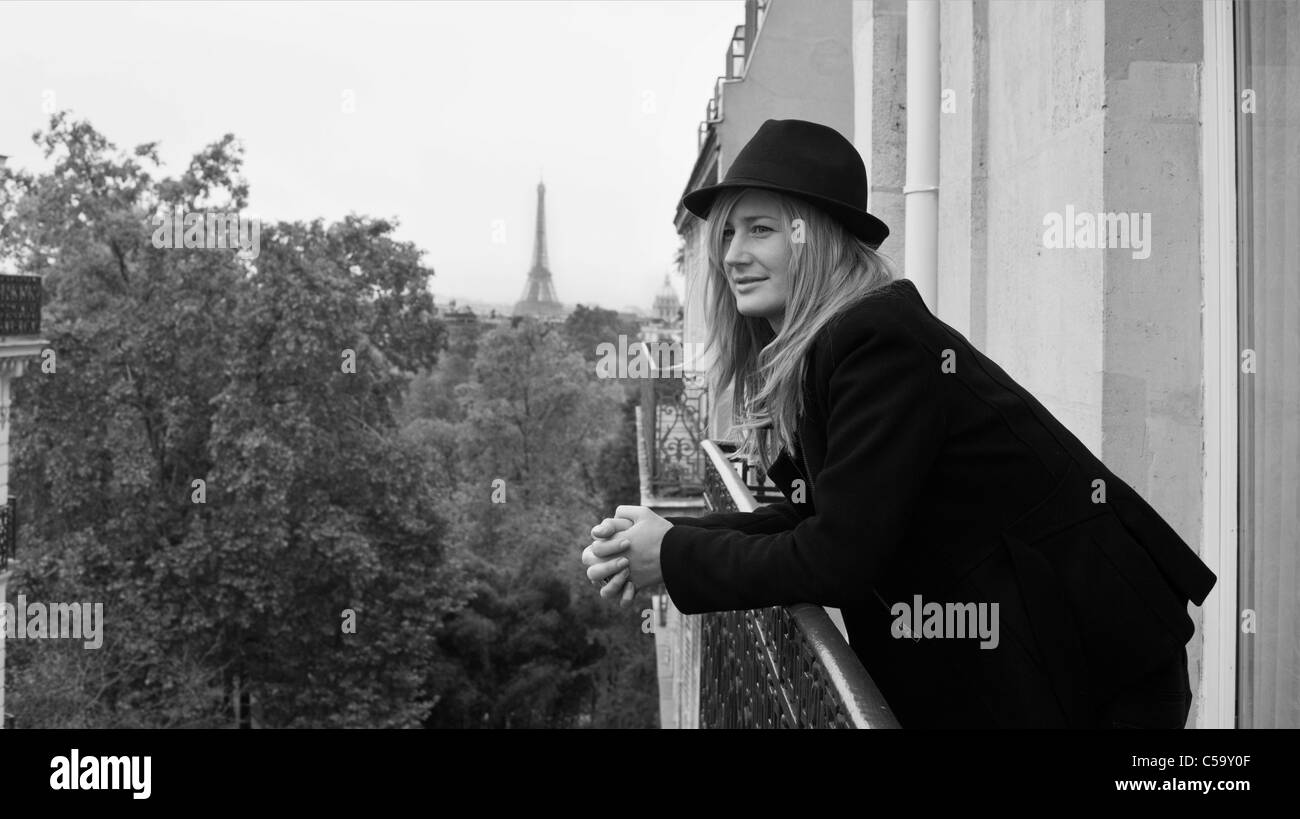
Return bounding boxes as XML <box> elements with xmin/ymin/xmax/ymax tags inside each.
<box><xmin>765</xmin><ymin>449</ymin><xmax>799</xmax><ymax>495</ymax></box>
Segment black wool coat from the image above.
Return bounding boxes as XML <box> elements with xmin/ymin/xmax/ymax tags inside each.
<box><xmin>660</xmin><ymin>277</ymin><xmax>1216</xmax><ymax>728</ymax></box>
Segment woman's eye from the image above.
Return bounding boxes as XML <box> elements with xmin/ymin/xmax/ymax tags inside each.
<box><xmin>722</xmin><ymin>225</ymin><xmax>772</xmax><ymax>241</ymax></box>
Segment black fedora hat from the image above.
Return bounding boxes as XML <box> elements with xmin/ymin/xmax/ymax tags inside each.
<box><xmin>681</xmin><ymin>118</ymin><xmax>890</xmax><ymax>249</ymax></box>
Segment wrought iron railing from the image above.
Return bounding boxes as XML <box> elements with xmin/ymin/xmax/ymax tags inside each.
<box><xmin>0</xmin><ymin>275</ymin><xmax>42</xmax><ymax>336</ymax></box>
<box><xmin>708</xmin><ymin>440</ymin><xmax>785</xmax><ymax>506</ymax></box>
<box><xmin>639</xmin><ymin>358</ymin><xmax>710</xmax><ymax>497</ymax></box>
<box><xmin>0</xmin><ymin>497</ymin><xmax>15</xmax><ymax>572</ymax></box>
<box><xmin>698</xmin><ymin>440</ymin><xmax>899</xmax><ymax>728</ymax></box>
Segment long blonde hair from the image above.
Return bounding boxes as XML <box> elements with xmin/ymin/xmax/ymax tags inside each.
<box><xmin>690</xmin><ymin>187</ymin><xmax>900</xmax><ymax>473</ymax></box>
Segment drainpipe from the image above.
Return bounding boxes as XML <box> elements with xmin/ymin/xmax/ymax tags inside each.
<box><xmin>904</xmin><ymin>0</ymin><xmax>939</xmax><ymax>311</ymax></box>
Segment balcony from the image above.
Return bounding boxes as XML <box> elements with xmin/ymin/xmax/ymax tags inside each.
<box><xmin>0</xmin><ymin>275</ymin><xmax>41</xmax><ymax>337</ymax></box>
<box><xmin>637</xmin><ymin>369</ymin><xmax>710</xmax><ymax>499</ymax></box>
<box><xmin>697</xmin><ymin>0</ymin><xmax>772</xmax><ymax>151</ymax></box>
<box><xmin>637</xmin><ymin>361</ymin><xmax>898</xmax><ymax>726</ymax></box>
<box><xmin>692</xmin><ymin>440</ymin><xmax>898</xmax><ymax>728</ymax></box>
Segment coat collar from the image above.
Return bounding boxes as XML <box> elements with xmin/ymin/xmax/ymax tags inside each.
<box><xmin>765</xmin><ymin>449</ymin><xmax>801</xmax><ymax>497</ymax></box>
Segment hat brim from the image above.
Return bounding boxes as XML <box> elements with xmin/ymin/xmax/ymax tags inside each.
<box><xmin>682</xmin><ymin>180</ymin><xmax>890</xmax><ymax>249</ymax></box>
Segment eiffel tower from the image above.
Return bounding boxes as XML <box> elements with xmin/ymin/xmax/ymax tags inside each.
<box><xmin>513</xmin><ymin>179</ymin><xmax>567</xmax><ymax>320</ymax></box>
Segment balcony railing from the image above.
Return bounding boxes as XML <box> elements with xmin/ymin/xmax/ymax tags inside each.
<box><xmin>639</xmin><ymin>363</ymin><xmax>710</xmax><ymax>497</ymax></box>
<box><xmin>0</xmin><ymin>275</ymin><xmax>42</xmax><ymax>336</ymax></box>
<box><xmin>0</xmin><ymin>497</ymin><xmax>15</xmax><ymax>572</ymax></box>
<box><xmin>697</xmin><ymin>440</ymin><xmax>899</xmax><ymax>728</ymax></box>
<box><xmin>696</xmin><ymin>0</ymin><xmax>772</xmax><ymax>152</ymax></box>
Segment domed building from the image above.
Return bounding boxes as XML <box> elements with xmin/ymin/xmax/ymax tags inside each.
<box><xmin>651</xmin><ymin>274</ymin><xmax>682</xmax><ymax>326</ymax></box>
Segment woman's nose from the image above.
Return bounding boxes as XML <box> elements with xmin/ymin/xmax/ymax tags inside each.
<box><xmin>724</xmin><ymin>234</ymin><xmax>748</xmax><ymax>267</ymax></box>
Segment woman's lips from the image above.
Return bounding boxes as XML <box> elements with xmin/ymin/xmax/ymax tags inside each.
<box><xmin>734</xmin><ymin>278</ymin><xmax>767</xmax><ymax>291</ymax></box>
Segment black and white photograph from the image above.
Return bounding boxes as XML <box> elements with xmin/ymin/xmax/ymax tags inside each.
<box><xmin>0</xmin><ymin>0</ymin><xmax>1293</xmax><ymax>800</ymax></box>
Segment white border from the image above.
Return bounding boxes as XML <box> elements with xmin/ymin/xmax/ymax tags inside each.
<box><xmin>1198</xmin><ymin>0</ymin><xmax>1239</xmax><ymax>729</ymax></box>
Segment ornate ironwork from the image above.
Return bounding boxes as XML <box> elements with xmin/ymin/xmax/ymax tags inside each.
<box><xmin>0</xmin><ymin>497</ymin><xmax>14</xmax><ymax>571</ymax></box>
<box><xmin>711</xmin><ymin>440</ymin><xmax>787</xmax><ymax>505</ymax></box>
<box><xmin>697</xmin><ymin>441</ymin><xmax>899</xmax><ymax>729</ymax></box>
<box><xmin>643</xmin><ymin>368</ymin><xmax>710</xmax><ymax>496</ymax></box>
<box><xmin>0</xmin><ymin>275</ymin><xmax>42</xmax><ymax>336</ymax></box>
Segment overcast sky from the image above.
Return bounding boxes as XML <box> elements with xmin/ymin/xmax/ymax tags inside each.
<box><xmin>0</xmin><ymin>0</ymin><xmax>743</xmax><ymax>312</ymax></box>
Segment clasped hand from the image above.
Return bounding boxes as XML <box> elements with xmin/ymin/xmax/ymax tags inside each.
<box><xmin>581</xmin><ymin>505</ymin><xmax>670</xmax><ymax>607</ymax></box>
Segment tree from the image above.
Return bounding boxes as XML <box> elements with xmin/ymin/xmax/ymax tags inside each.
<box><xmin>3</xmin><ymin>113</ymin><xmax>460</xmax><ymax>727</ymax></box>
<box><xmin>562</xmin><ymin>304</ymin><xmax>642</xmax><ymax>367</ymax></box>
<box><xmin>404</xmin><ymin>318</ymin><xmax>658</xmax><ymax>728</ymax></box>
<box><xmin>398</xmin><ymin>318</ymin><xmax>482</xmax><ymax>426</ymax></box>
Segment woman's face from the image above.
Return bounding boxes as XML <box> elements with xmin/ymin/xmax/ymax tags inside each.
<box><xmin>721</xmin><ymin>189</ymin><xmax>794</xmax><ymax>332</ymax></box>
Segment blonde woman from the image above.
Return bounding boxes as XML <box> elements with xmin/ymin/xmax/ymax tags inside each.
<box><xmin>582</xmin><ymin>119</ymin><xmax>1215</xmax><ymax>728</ymax></box>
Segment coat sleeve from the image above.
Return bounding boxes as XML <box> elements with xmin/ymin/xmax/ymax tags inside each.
<box><xmin>662</xmin><ymin>501</ymin><xmax>803</xmax><ymax>535</ymax></box>
<box><xmin>658</xmin><ymin>316</ymin><xmax>948</xmax><ymax>613</ymax></box>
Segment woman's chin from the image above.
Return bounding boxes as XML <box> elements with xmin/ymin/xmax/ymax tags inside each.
<box><xmin>734</xmin><ymin>297</ymin><xmax>777</xmax><ymax>320</ymax></box>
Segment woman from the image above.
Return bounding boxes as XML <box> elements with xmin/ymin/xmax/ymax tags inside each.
<box><xmin>581</xmin><ymin>119</ymin><xmax>1215</xmax><ymax>729</ymax></box>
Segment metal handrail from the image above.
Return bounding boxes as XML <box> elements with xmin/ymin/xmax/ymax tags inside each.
<box><xmin>697</xmin><ymin>440</ymin><xmax>899</xmax><ymax>728</ymax></box>
<box><xmin>702</xmin><ymin>439</ymin><xmax>760</xmax><ymax>513</ymax></box>
<box><xmin>694</xmin><ymin>0</ymin><xmax>774</xmax><ymax>151</ymax></box>
<box><xmin>727</xmin><ymin>24</ymin><xmax>747</xmax><ymax>79</ymax></box>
